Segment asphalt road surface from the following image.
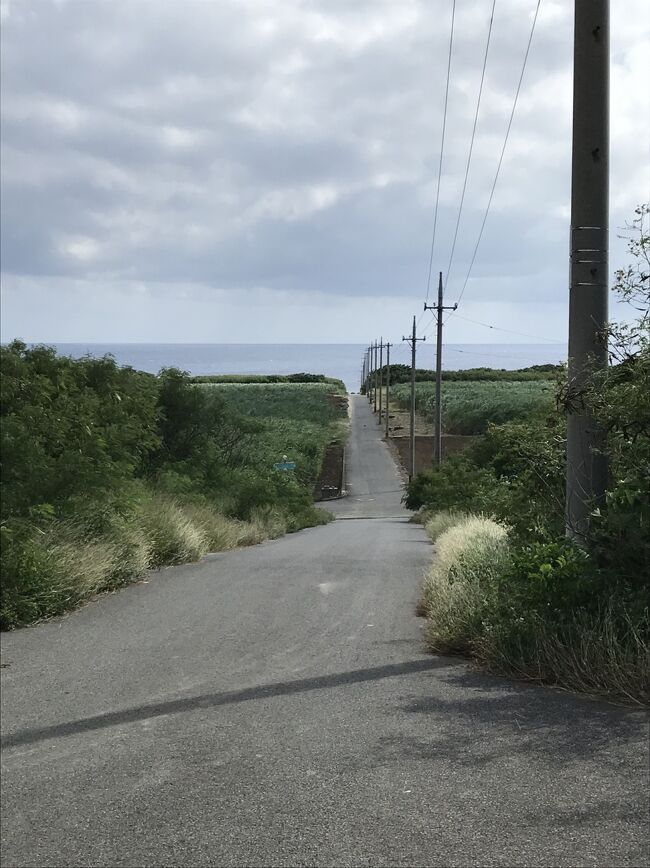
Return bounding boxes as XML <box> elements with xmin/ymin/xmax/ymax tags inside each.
<box><xmin>1</xmin><ymin>396</ymin><xmax>648</xmax><ymax>867</ymax></box>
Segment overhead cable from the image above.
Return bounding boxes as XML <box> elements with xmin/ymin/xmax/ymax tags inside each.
<box><xmin>451</xmin><ymin>0</ymin><xmax>542</xmax><ymax>310</ymax></box>
<box><xmin>444</xmin><ymin>0</ymin><xmax>497</xmax><ymax>292</ymax></box>
<box><xmin>422</xmin><ymin>0</ymin><xmax>456</xmax><ymax>315</ymax></box>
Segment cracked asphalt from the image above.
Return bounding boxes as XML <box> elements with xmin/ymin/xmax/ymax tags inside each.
<box><xmin>1</xmin><ymin>395</ymin><xmax>648</xmax><ymax>867</ymax></box>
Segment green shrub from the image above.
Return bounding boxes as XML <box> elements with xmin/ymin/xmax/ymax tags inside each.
<box><xmin>419</xmin><ymin>525</ymin><xmax>649</xmax><ymax>704</ymax></box>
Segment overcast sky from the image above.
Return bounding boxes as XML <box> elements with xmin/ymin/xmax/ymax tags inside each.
<box><xmin>1</xmin><ymin>0</ymin><xmax>648</xmax><ymax>345</ymax></box>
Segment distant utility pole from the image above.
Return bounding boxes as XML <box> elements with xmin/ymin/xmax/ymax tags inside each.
<box><xmin>372</xmin><ymin>341</ymin><xmax>379</xmax><ymax>411</ymax></box>
<box><xmin>367</xmin><ymin>345</ymin><xmax>373</xmax><ymax>402</ymax></box>
<box><xmin>378</xmin><ymin>338</ymin><xmax>384</xmax><ymax>423</ymax></box>
<box><xmin>384</xmin><ymin>342</ymin><xmax>392</xmax><ymax>438</ymax></box>
<box><xmin>566</xmin><ymin>0</ymin><xmax>609</xmax><ymax>540</ymax></box>
<box><xmin>424</xmin><ymin>272</ymin><xmax>457</xmax><ymax>465</ymax></box>
<box><xmin>402</xmin><ymin>316</ymin><xmax>426</xmax><ymax>481</ymax></box>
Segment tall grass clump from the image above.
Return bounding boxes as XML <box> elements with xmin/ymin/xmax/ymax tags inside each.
<box><xmin>422</xmin><ymin>516</ymin><xmax>509</xmax><ymax>654</ymax></box>
<box><xmin>180</xmin><ymin>502</ymin><xmax>246</xmax><ymax>551</ymax></box>
<box><xmin>137</xmin><ymin>496</ymin><xmax>209</xmax><ymax>567</ymax></box>
<box><xmin>0</xmin><ymin>521</ymin><xmax>119</xmax><ymax>627</ymax></box>
<box><xmin>423</xmin><ymin>510</ymin><xmax>469</xmax><ymax>543</ymax></box>
<box><xmin>479</xmin><ymin>605</ymin><xmax>649</xmax><ymax>705</ymax></box>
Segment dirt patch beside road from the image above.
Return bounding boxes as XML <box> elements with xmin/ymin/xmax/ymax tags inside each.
<box><xmin>314</xmin><ymin>442</ymin><xmax>345</xmax><ymax>500</ymax></box>
<box><xmin>390</xmin><ymin>434</ymin><xmax>477</xmax><ymax>476</ymax></box>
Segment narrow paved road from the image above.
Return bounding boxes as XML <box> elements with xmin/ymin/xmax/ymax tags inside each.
<box><xmin>1</xmin><ymin>396</ymin><xmax>648</xmax><ymax>867</ymax></box>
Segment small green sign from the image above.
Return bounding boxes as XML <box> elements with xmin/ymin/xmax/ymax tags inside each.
<box><xmin>273</xmin><ymin>461</ymin><xmax>296</xmax><ymax>471</ymax></box>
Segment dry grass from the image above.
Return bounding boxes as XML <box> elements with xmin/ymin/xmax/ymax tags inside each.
<box><xmin>419</xmin><ymin>512</ymin><xmax>648</xmax><ymax>704</ymax></box>
<box><xmin>137</xmin><ymin>497</ymin><xmax>208</xmax><ymax>567</ymax></box>
<box><xmin>478</xmin><ymin>609</ymin><xmax>650</xmax><ymax>706</ymax></box>
<box><xmin>422</xmin><ymin>516</ymin><xmax>509</xmax><ymax>654</ymax></box>
<box><xmin>181</xmin><ymin>503</ymin><xmax>245</xmax><ymax>551</ymax></box>
<box><xmin>424</xmin><ymin>510</ymin><xmax>469</xmax><ymax>543</ymax></box>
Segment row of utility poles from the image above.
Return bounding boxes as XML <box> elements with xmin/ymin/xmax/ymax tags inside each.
<box><xmin>360</xmin><ymin>272</ymin><xmax>454</xmax><ymax>481</ymax></box>
<box><xmin>360</xmin><ymin>0</ymin><xmax>610</xmax><ymax>540</ymax></box>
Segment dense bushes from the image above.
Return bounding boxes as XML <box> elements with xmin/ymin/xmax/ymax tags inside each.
<box><xmin>363</xmin><ymin>363</ymin><xmax>561</xmax><ymax>392</ymax></box>
<box><xmin>191</xmin><ymin>373</ymin><xmax>346</xmax><ymax>388</ymax></box>
<box><xmin>408</xmin><ymin>206</ymin><xmax>649</xmax><ymax>703</ymax></box>
<box><xmin>0</xmin><ymin>344</ymin><xmax>342</xmax><ymax>628</ymax></box>
<box><xmin>421</xmin><ymin>515</ymin><xmax>648</xmax><ymax>703</ymax></box>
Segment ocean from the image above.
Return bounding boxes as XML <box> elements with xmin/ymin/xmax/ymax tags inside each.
<box><xmin>48</xmin><ymin>343</ymin><xmax>567</xmax><ymax>394</ymax></box>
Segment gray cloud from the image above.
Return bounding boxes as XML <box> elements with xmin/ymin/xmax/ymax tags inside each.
<box><xmin>1</xmin><ymin>0</ymin><xmax>648</xmax><ymax>342</ymax></box>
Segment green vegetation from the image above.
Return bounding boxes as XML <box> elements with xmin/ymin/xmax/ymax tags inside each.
<box><xmin>420</xmin><ymin>514</ymin><xmax>648</xmax><ymax>703</ymax></box>
<box><xmin>191</xmin><ymin>373</ymin><xmax>346</xmax><ymax>389</ymax></box>
<box><xmin>362</xmin><ymin>363</ymin><xmax>562</xmax><ymax>393</ymax></box>
<box><xmin>1</xmin><ymin>351</ymin><xmax>345</xmax><ymax>629</ymax></box>
<box><xmin>407</xmin><ymin>206</ymin><xmax>650</xmax><ymax>704</ymax></box>
<box><xmin>197</xmin><ymin>382</ymin><xmax>348</xmax><ymax>496</ymax></box>
<box><xmin>391</xmin><ymin>379</ymin><xmax>555</xmax><ymax>434</ymax></box>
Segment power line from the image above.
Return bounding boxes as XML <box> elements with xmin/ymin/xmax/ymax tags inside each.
<box><xmin>444</xmin><ymin>0</ymin><xmax>496</xmax><ymax>292</ymax></box>
<box><xmin>451</xmin><ymin>0</ymin><xmax>542</xmax><ymax>309</ymax></box>
<box><xmin>449</xmin><ymin>313</ymin><xmax>559</xmax><ymax>343</ymax></box>
<box><xmin>446</xmin><ymin>346</ymin><xmax>564</xmax><ymax>362</ymax></box>
<box><xmin>422</xmin><ymin>0</ymin><xmax>456</xmax><ymax>317</ymax></box>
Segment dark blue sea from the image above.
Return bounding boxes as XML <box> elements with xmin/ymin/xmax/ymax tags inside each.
<box><xmin>48</xmin><ymin>343</ymin><xmax>567</xmax><ymax>394</ymax></box>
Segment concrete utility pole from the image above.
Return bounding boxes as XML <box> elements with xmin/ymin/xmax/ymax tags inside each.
<box><xmin>373</xmin><ymin>340</ymin><xmax>379</xmax><ymax>413</ymax></box>
<box><xmin>424</xmin><ymin>272</ymin><xmax>457</xmax><ymax>465</ymax></box>
<box><xmin>367</xmin><ymin>346</ymin><xmax>373</xmax><ymax>402</ymax></box>
<box><xmin>566</xmin><ymin>0</ymin><xmax>609</xmax><ymax>540</ymax></box>
<box><xmin>402</xmin><ymin>316</ymin><xmax>426</xmax><ymax>481</ymax></box>
<box><xmin>378</xmin><ymin>338</ymin><xmax>384</xmax><ymax>423</ymax></box>
<box><xmin>385</xmin><ymin>342</ymin><xmax>392</xmax><ymax>438</ymax></box>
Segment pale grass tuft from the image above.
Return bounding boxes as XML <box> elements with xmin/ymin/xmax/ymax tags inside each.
<box><xmin>424</xmin><ymin>510</ymin><xmax>469</xmax><ymax>543</ymax></box>
<box><xmin>181</xmin><ymin>503</ymin><xmax>245</xmax><ymax>552</ymax></box>
<box><xmin>423</xmin><ymin>516</ymin><xmax>509</xmax><ymax>654</ymax></box>
<box><xmin>137</xmin><ymin>496</ymin><xmax>208</xmax><ymax>566</ymax></box>
<box><xmin>40</xmin><ymin>522</ymin><xmax>120</xmax><ymax>605</ymax></box>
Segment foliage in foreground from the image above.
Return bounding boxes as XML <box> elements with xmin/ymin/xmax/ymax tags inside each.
<box><xmin>421</xmin><ymin>513</ymin><xmax>649</xmax><ymax>704</ymax></box>
<box><xmin>410</xmin><ymin>206</ymin><xmax>650</xmax><ymax>703</ymax></box>
<box><xmin>0</xmin><ymin>347</ymin><xmax>344</xmax><ymax>628</ymax></box>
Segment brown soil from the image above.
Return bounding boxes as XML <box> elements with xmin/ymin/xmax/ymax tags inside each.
<box><xmin>314</xmin><ymin>442</ymin><xmax>345</xmax><ymax>501</ymax></box>
<box><xmin>363</xmin><ymin>392</ymin><xmax>478</xmax><ymax>476</ymax></box>
<box><xmin>390</xmin><ymin>434</ymin><xmax>477</xmax><ymax>476</ymax></box>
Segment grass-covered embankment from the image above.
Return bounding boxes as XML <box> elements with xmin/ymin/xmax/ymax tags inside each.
<box><xmin>391</xmin><ymin>379</ymin><xmax>555</xmax><ymax>434</ymax></box>
<box><xmin>406</xmin><ymin>207</ymin><xmax>650</xmax><ymax>704</ymax></box>
<box><xmin>0</xmin><ymin>345</ymin><xmax>347</xmax><ymax>629</ymax></box>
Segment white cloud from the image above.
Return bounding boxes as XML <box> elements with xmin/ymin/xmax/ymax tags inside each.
<box><xmin>0</xmin><ymin>0</ymin><xmax>648</xmax><ymax>343</ymax></box>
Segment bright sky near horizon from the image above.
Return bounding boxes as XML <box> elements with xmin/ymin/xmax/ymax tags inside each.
<box><xmin>1</xmin><ymin>0</ymin><xmax>649</xmax><ymax>345</ymax></box>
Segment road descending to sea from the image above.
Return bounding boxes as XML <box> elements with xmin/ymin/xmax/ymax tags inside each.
<box><xmin>1</xmin><ymin>396</ymin><xmax>648</xmax><ymax>867</ymax></box>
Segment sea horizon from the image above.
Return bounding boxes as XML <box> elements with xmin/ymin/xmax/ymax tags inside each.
<box><xmin>17</xmin><ymin>341</ymin><xmax>568</xmax><ymax>393</ymax></box>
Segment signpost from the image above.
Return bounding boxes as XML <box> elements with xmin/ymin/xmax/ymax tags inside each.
<box><xmin>273</xmin><ymin>455</ymin><xmax>296</xmax><ymax>471</ymax></box>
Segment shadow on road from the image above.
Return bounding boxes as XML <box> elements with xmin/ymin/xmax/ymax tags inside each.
<box><xmin>385</xmin><ymin>668</ymin><xmax>649</xmax><ymax>766</ymax></box>
<box><xmin>1</xmin><ymin>657</ymin><xmax>450</xmax><ymax>750</ymax></box>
